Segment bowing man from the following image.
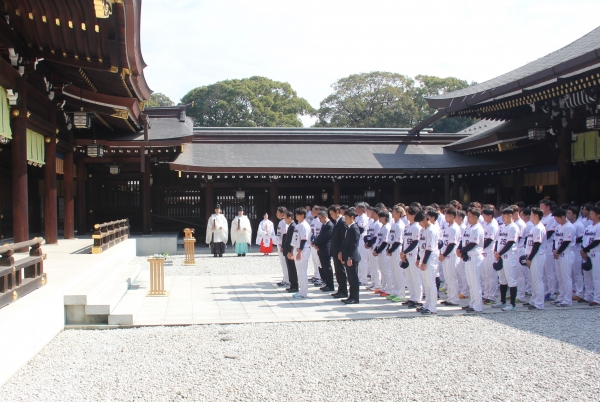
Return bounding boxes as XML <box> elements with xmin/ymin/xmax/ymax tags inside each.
<box><xmin>341</xmin><ymin>207</ymin><xmax>361</xmax><ymax>304</ymax></box>
<box><xmin>329</xmin><ymin>205</ymin><xmax>349</xmax><ymax>299</ymax></box>
<box><xmin>206</xmin><ymin>204</ymin><xmax>228</xmax><ymax>257</ymax></box>
<box><xmin>231</xmin><ymin>206</ymin><xmax>252</xmax><ymax>257</ymax></box>
<box><xmin>257</xmin><ymin>213</ymin><xmax>275</xmax><ymax>255</ymax></box>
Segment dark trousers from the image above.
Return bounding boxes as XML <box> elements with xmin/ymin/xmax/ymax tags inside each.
<box><xmin>345</xmin><ymin>261</ymin><xmax>360</xmax><ymax>301</ymax></box>
<box><xmin>286</xmin><ymin>257</ymin><xmax>298</xmax><ymax>289</ymax></box>
<box><xmin>333</xmin><ymin>256</ymin><xmax>347</xmax><ymax>295</ymax></box>
<box><xmin>319</xmin><ymin>254</ymin><xmax>334</xmax><ymax>288</ymax></box>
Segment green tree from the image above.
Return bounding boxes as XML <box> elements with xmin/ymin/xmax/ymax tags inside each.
<box><xmin>146</xmin><ymin>92</ymin><xmax>175</xmax><ymax>107</ymax></box>
<box><xmin>413</xmin><ymin>75</ymin><xmax>479</xmax><ymax>133</ymax></box>
<box><xmin>315</xmin><ymin>72</ymin><xmax>478</xmax><ymax>132</ymax></box>
<box><xmin>181</xmin><ymin>77</ymin><xmax>315</xmax><ymax>127</ymax></box>
<box><xmin>315</xmin><ymin>72</ymin><xmax>419</xmax><ymax>128</ymax></box>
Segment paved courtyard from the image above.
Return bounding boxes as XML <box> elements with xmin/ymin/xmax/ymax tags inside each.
<box><xmin>132</xmin><ymin>252</ymin><xmax>596</xmax><ymax>325</ymax></box>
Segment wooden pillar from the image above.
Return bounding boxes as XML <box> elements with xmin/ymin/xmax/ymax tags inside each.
<box><xmin>11</xmin><ymin>77</ymin><xmax>28</xmax><ymax>250</ymax></box>
<box><xmin>557</xmin><ymin>128</ymin><xmax>571</xmax><ymax>204</ymax></box>
<box><xmin>43</xmin><ymin>132</ymin><xmax>58</xmax><ymax>244</ymax></box>
<box><xmin>393</xmin><ymin>180</ymin><xmax>401</xmax><ymax>203</ymax></box>
<box><xmin>513</xmin><ymin>170</ymin><xmax>524</xmax><ymax>203</ymax></box>
<box><xmin>76</xmin><ymin>159</ymin><xmax>86</xmax><ymax>234</ymax></box>
<box><xmin>63</xmin><ymin>146</ymin><xmax>74</xmax><ymax>239</ymax></box>
<box><xmin>205</xmin><ymin>181</ymin><xmax>214</xmax><ymax>223</ymax></box>
<box><xmin>142</xmin><ymin>156</ymin><xmax>151</xmax><ymax>234</ymax></box>
<box><xmin>451</xmin><ymin>177</ymin><xmax>459</xmax><ymax>201</ymax></box>
<box><xmin>333</xmin><ymin>182</ymin><xmax>341</xmax><ymax>205</ymax></box>
<box><xmin>269</xmin><ymin>181</ymin><xmax>278</xmax><ymax>220</ymax></box>
<box><xmin>444</xmin><ymin>174</ymin><xmax>450</xmax><ymax>204</ymax></box>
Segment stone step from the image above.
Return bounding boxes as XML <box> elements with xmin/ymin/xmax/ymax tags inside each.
<box><xmin>86</xmin><ymin>263</ymin><xmax>142</xmax><ymax>316</ymax></box>
<box><xmin>63</xmin><ymin>241</ymin><xmax>136</xmax><ymax>306</ymax></box>
<box><xmin>108</xmin><ymin>270</ymin><xmax>149</xmax><ymax>325</ymax></box>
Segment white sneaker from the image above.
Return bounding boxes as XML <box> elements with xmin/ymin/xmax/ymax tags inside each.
<box><xmin>502</xmin><ymin>305</ymin><xmax>516</xmax><ymax>311</ymax></box>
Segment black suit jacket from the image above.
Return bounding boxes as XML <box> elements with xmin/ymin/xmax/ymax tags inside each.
<box><xmin>284</xmin><ymin>221</ymin><xmax>296</xmax><ymax>255</ymax></box>
<box><xmin>313</xmin><ymin>220</ymin><xmax>333</xmax><ymax>257</ymax></box>
<box><xmin>342</xmin><ymin>224</ymin><xmax>361</xmax><ymax>263</ymax></box>
<box><xmin>330</xmin><ymin>217</ymin><xmax>348</xmax><ymax>257</ymax></box>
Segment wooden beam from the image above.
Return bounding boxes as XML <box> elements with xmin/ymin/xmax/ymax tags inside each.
<box><xmin>44</xmin><ymin>132</ymin><xmax>58</xmax><ymax>244</ymax></box>
<box><xmin>0</xmin><ymin>57</ymin><xmax>20</xmax><ymax>90</ymax></box>
<box><xmin>23</xmin><ymin>48</ymin><xmax>115</xmax><ymax>72</ymax></box>
<box><xmin>77</xmin><ymin>159</ymin><xmax>87</xmax><ymax>235</ymax></box>
<box><xmin>64</xmin><ymin>148</ymin><xmax>75</xmax><ymax>239</ymax></box>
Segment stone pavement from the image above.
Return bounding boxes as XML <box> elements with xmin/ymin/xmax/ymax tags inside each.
<box><xmin>132</xmin><ymin>260</ymin><xmax>594</xmax><ymax>325</ymax></box>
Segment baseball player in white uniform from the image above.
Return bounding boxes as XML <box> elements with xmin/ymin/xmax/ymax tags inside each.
<box><xmin>493</xmin><ymin>208</ymin><xmax>520</xmax><ymax>311</ymax></box>
<box><xmin>581</xmin><ymin>206</ymin><xmax>600</xmax><ymax>306</ymax></box>
<box><xmin>402</xmin><ymin>206</ymin><xmax>423</xmax><ymax>308</ymax></box>
<box><xmin>455</xmin><ymin>210</ymin><xmax>470</xmax><ymax>299</ymax></box>
<box><xmin>519</xmin><ymin>208</ymin><xmax>534</xmax><ymax>298</ymax></box>
<box><xmin>481</xmin><ymin>208</ymin><xmax>499</xmax><ymax>303</ymax></box>
<box><xmin>309</xmin><ymin>206</ymin><xmax>323</xmax><ymax>284</ymax></box>
<box><xmin>290</xmin><ymin>208</ymin><xmax>311</xmax><ymax>299</ymax></box>
<box><xmin>365</xmin><ymin>207</ymin><xmax>382</xmax><ymax>291</ymax></box>
<box><xmin>416</xmin><ymin>210</ymin><xmax>441</xmax><ymax>315</ymax></box>
<box><xmin>373</xmin><ymin>211</ymin><xmax>393</xmax><ymax>296</ymax></box>
<box><xmin>525</xmin><ymin>207</ymin><xmax>547</xmax><ymax>310</ymax></box>
<box><xmin>355</xmin><ymin>203</ymin><xmax>370</xmax><ymax>285</ymax></box>
<box><xmin>457</xmin><ymin>208</ymin><xmax>485</xmax><ymax>313</ymax></box>
<box><xmin>551</xmin><ymin>208</ymin><xmax>575</xmax><ymax>307</ymax></box>
<box><xmin>566</xmin><ymin>206</ymin><xmax>585</xmax><ymax>302</ymax></box>
<box><xmin>386</xmin><ymin>205</ymin><xmax>406</xmax><ymax>302</ymax></box>
<box><xmin>275</xmin><ymin>207</ymin><xmax>290</xmax><ymax>286</ymax></box>
<box><xmin>513</xmin><ymin>206</ymin><xmax>527</xmax><ymax>302</ymax></box>
<box><xmin>439</xmin><ymin>208</ymin><xmax>461</xmax><ymax>306</ymax></box>
<box><xmin>540</xmin><ymin>200</ymin><xmax>558</xmax><ymax>300</ymax></box>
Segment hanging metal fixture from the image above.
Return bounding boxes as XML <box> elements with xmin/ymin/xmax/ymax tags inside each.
<box><xmin>527</xmin><ymin>123</ymin><xmax>546</xmax><ymax>140</ymax></box>
<box><xmin>321</xmin><ymin>191</ymin><xmax>328</xmax><ymax>202</ymax></box>
<box><xmin>236</xmin><ymin>190</ymin><xmax>245</xmax><ymax>200</ymax></box>
<box><xmin>586</xmin><ymin>111</ymin><xmax>600</xmax><ymax>130</ymax></box>
<box><xmin>109</xmin><ymin>165</ymin><xmax>120</xmax><ymax>175</ymax></box>
<box><xmin>0</xmin><ymin>135</ymin><xmax>10</xmax><ymax>145</ymax></box>
<box><xmin>87</xmin><ymin>141</ymin><xmax>104</xmax><ymax>157</ymax></box>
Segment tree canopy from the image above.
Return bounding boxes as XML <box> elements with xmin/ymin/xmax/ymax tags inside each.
<box><xmin>181</xmin><ymin>77</ymin><xmax>315</xmax><ymax>127</ymax></box>
<box><xmin>315</xmin><ymin>72</ymin><xmax>478</xmax><ymax>132</ymax></box>
<box><xmin>146</xmin><ymin>92</ymin><xmax>175</xmax><ymax>107</ymax></box>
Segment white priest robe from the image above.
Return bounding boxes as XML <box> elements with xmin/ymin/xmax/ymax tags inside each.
<box><xmin>231</xmin><ymin>215</ymin><xmax>252</xmax><ymax>246</ymax></box>
<box><xmin>256</xmin><ymin>219</ymin><xmax>275</xmax><ymax>247</ymax></box>
<box><xmin>206</xmin><ymin>214</ymin><xmax>228</xmax><ymax>245</ymax></box>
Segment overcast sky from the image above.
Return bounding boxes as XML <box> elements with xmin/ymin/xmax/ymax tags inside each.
<box><xmin>140</xmin><ymin>0</ymin><xmax>600</xmax><ymax>126</ymax></box>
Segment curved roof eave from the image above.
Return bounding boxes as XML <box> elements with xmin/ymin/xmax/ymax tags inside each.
<box><xmin>425</xmin><ymin>25</ymin><xmax>600</xmax><ymax>111</ymax></box>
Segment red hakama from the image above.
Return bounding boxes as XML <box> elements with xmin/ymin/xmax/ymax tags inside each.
<box><xmin>259</xmin><ymin>239</ymin><xmax>273</xmax><ymax>254</ymax></box>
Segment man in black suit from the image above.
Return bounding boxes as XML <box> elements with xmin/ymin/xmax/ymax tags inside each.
<box><xmin>328</xmin><ymin>205</ymin><xmax>348</xmax><ymax>298</ymax></box>
<box><xmin>341</xmin><ymin>207</ymin><xmax>362</xmax><ymax>304</ymax></box>
<box><xmin>313</xmin><ymin>210</ymin><xmax>334</xmax><ymax>291</ymax></box>
<box><xmin>283</xmin><ymin>210</ymin><xmax>299</xmax><ymax>293</ymax></box>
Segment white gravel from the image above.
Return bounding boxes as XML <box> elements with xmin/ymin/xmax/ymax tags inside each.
<box><xmin>135</xmin><ymin>252</ymin><xmax>299</xmax><ymax>277</ymax></box>
<box><xmin>1</xmin><ymin>309</ymin><xmax>599</xmax><ymax>401</ymax></box>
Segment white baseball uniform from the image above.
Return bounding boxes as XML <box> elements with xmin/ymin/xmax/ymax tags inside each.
<box><xmin>441</xmin><ymin>221</ymin><xmax>461</xmax><ymax>305</ymax></box>
<box><xmin>419</xmin><ymin>224</ymin><xmax>441</xmax><ymax>313</ymax></box>
<box><xmin>291</xmin><ymin>220</ymin><xmax>311</xmax><ymax>297</ymax></box>
<box><xmin>542</xmin><ymin>214</ymin><xmax>558</xmax><ymax>296</ymax></box>
<box><xmin>276</xmin><ymin>218</ymin><xmax>289</xmax><ymax>283</ymax></box>
<box><xmin>497</xmin><ymin>221</ymin><xmax>520</xmax><ymax>289</ymax></box>
<box><xmin>356</xmin><ymin>213</ymin><xmax>370</xmax><ymax>284</ymax></box>
<box><xmin>463</xmin><ymin>222</ymin><xmax>485</xmax><ymax>311</ymax></box>
<box><xmin>309</xmin><ymin>218</ymin><xmax>322</xmax><ymax>280</ymax></box>
<box><xmin>388</xmin><ymin>219</ymin><xmax>406</xmax><ymax>299</ymax></box>
<box><xmin>526</xmin><ymin>222</ymin><xmax>546</xmax><ymax>309</ymax></box>
<box><xmin>403</xmin><ymin>222</ymin><xmax>422</xmax><ymax>303</ymax></box>
<box><xmin>554</xmin><ymin>221</ymin><xmax>575</xmax><ymax>305</ymax></box>
<box><xmin>375</xmin><ymin>221</ymin><xmax>393</xmax><ymax>294</ymax></box>
<box><xmin>482</xmin><ymin>219</ymin><xmax>499</xmax><ymax>301</ymax></box>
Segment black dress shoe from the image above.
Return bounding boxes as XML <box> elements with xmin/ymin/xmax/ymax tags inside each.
<box><xmin>332</xmin><ymin>293</ymin><xmax>348</xmax><ymax>299</ymax></box>
<box><xmin>342</xmin><ymin>299</ymin><xmax>359</xmax><ymax>304</ymax></box>
<box><xmin>286</xmin><ymin>288</ymin><xmax>299</xmax><ymax>293</ymax></box>
<box><xmin>321</xmin><ymin>287</ymin><xmax>334</xmax><ymax>292</ymax></box>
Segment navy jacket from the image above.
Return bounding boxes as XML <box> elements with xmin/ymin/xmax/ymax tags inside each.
<box><xmin>313</xmin><ymin>220</ymin><xmax>333</xmax><ymax>258</ymax></box>
<box><xmin>283</xmin><ymin>221</ymin><xmax>296</xmax><ymax>256</ymax></box>
<box><xmin>330</xmin><ymin>217</ymin><xmax>348</xmax><ymax>257</ymax></box>
<box><xmin>342</xmin><ymin>223</ymin><xmax>361</xmax><ymax>263</ymax></box>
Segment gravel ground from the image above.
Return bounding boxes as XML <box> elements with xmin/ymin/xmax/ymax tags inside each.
<box><xmin>135</xmin><ymin>252</ymin><xmax>301</xmax><ymax>277</ymax></box>
<box><xmin>1</xmin><ymin>309</ymin><xmax>599</xmax><ymax>401</ymax></box>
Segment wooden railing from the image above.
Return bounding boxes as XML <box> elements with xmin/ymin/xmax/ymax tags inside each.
<box><xmin>0</xmin><ymin>237</ymin><xmax>47</xmax><ymax>308</ymax></box>
<box><xmin>92</xmin><ymin>219</ymin><xmax>130</xmax><ymax>254</ymax></box>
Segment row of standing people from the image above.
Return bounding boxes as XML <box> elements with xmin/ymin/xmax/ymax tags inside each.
<box><xmin>271</xmin><ymin>200</ymin><xmax>600</xmax><ymax>313</ymax></box>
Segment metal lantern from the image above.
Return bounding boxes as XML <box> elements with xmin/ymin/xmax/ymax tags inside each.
<box><xmin>535</xmin><ymin>185</ymin><xmax>544</xmax><ymax>194</ymax></box>
<box><xmin>86</xmin><ymin>143</ymin><xmax>104</xmax><ymax>157</ymax></box>
<box><xmin>72</xmin><ymin>111</ymin><xmax>91</xmax><ymax>129</ymax></box>
<box><xmin>235</xmin><ymin>190</ymin><xmax>245</xmax><ymax>200</ymax></box>
<box><xmin>364</xmin><ymin>190</ymin><xmax>376</xmax><ymax>198</ymax></box>
<box><xmin>0</xmin><ymin>135</ymin><xmax>10</xmax><ymax>145</ymax></box>
<box><xmin>527</xmin><ymin>125</ymin><xmax>546</xmax><ymax>140</ymax></box>
<box><xmin>586</xmin><ymin>115</ymin><xmax>600</xmax><ymax>130</ymax></box>
<box><xmin>109</xmin><ymin>165</ymin><xmax>120</xmax><ymax>175</ymax></box>
<box><xmin>321</xmin><ymin>192</ymin><xmax>328</xmax><ymax>202</ymax></box>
